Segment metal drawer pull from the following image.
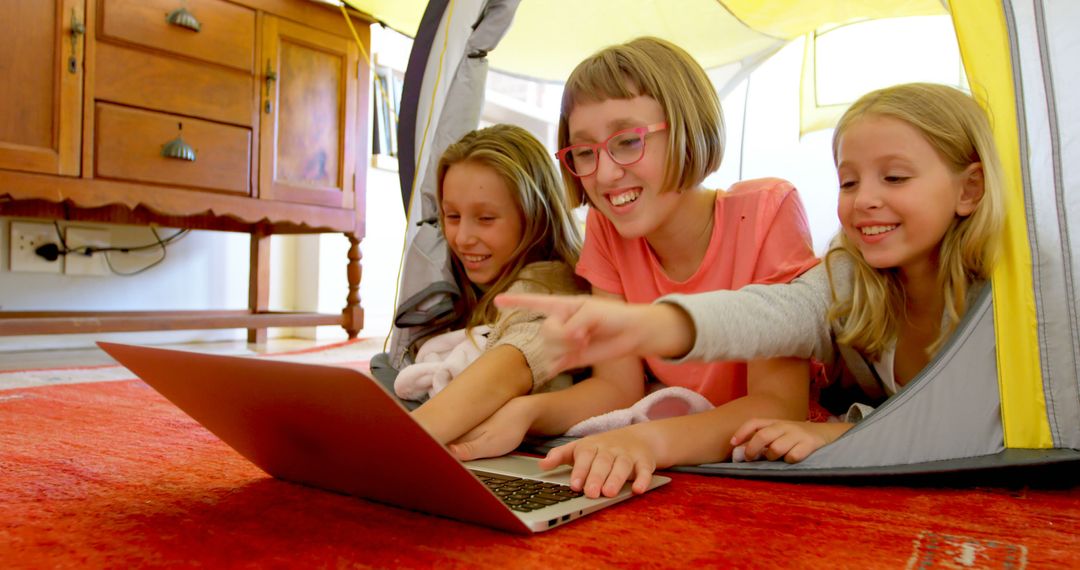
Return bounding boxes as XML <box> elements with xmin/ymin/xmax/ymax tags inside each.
<box><xmin>161</xmin><ymin>123</ymin><xmax>197</xmax><ymax>161</ymax></box>
<box><xmin>166</xmin><ymin>7</ymin><xmax>201</xmax><ymax>32</ymax></box>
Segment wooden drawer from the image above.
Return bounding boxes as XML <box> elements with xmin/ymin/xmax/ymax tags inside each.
<box><xmin>99</xmin><ymin>0</ymin><xmax>255</xmax><ymax>72</ymax></box>
<box><xmin>95</xmin><ymin>103</ymin><xmax>251</xmax><ymax>195</ymax></box>
<box><xmin>96</xmin><ymin>42</ymin><xmax>254</xmax><ymax>127</ymax></box>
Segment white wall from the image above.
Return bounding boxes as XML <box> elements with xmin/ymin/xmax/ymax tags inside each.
<box><xmin>0</xmin><ymin>222</ymin><xmax>253</xmax><ymax>351</ymax></box>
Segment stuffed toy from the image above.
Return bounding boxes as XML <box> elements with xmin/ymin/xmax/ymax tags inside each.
<box><xmin>566</xmin><ymin>386</ymin><xmax>714</xmax><ymax>437</ymax></box>
<box><xmin>394</xmin><ymin>326</ymin><xmax>490</xmax><ymax>400</ymax></box>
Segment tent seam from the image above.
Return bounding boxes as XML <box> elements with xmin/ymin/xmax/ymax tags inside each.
<box><xmin>712</xmin><ymin>1</ymin><xmax>789</xmax><ymax>42</ymax></box>
<box><xmin>1034</xmin><ymin>0</ymin><xmax>1080</xmax><ymax>443</ymax></box>
<box><xmin>1011</xmin><ymin>0</ymin><xmax>1060</xmax><ymax>445</ymax></box>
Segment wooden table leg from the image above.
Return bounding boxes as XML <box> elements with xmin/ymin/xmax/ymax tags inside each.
<box><xmin>248</xmin><ymin>229</ymin><xmax>271</xmax><ymax>344</ymax></box>
<box><xmin>342</xmin><ymin>232</ymin><xmax>363</xmax><ymax>338</ymax></box>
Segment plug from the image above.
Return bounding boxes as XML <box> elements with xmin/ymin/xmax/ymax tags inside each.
<box><xmin>34</xmin><ymin>243</ymin><xmax>63</xmax><ymax>261</ymax></box>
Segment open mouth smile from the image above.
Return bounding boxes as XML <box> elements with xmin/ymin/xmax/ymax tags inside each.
<box><xmin>607</xmin><ymin>189</ymin><xmax>641</xmax><ymax>207</ymax></box>
<box><xmin>861</xmin><ymin>224</ymin><xmax>897</xmax><ymax>236</ymax></box>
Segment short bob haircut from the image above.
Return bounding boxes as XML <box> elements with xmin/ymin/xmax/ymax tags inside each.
<box><xmin>557</xmin><ymin>36</ymin><xmax>725</xmax><ymax>207</ymax></box>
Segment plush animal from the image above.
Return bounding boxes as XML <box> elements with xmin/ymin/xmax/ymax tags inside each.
<box><xmin>566</xmin><ymin>386</ymin><xmax>715</xmax><ymax>437</ymax></box>
<box><xmin>394</xmin><ymin>326</ymin><xmax>491</xmax><ymax>400</ymax></box>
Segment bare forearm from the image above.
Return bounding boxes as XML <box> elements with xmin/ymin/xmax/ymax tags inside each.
<box><xmin>644</xmin><ymin>391</ymin><xmax>808</xmax><ymax>467</ymax></box>
<box><xmin>412</xmin><ymin>345</ymin><xmax>532</xmax><ymax>444</ymax></box>
<box><xmin>643</xmin><ymin>357</ymin><xmax>809</xmax><ymax>466</ymax></box>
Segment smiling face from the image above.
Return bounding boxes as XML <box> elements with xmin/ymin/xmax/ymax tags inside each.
<box><xmin>836</xmin><ymin>114</ymin><xmax>980</xmax><ymax>279</ymax></box>
<box><xmin>440</xmin><ymin>161</ymin><xmax>524</xmax><ymax>287</ymax></box>
<box><xmin>567</xmin><ymin>95</ymin><xmax>677</xmax><ymax>240</ymax></box>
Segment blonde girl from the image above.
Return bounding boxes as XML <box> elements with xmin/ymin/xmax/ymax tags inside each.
<box><xmin>408</xmin><ymin>124</ymin><xmax>586</xmax><ymax>445</ymax></box>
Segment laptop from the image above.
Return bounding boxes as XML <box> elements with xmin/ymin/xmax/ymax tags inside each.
<box><xmin>98</xmin><ymin>342</ymin><xmax>670</xmax><ymax>534</ymax></box>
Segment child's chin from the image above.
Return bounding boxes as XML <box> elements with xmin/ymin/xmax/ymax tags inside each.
<box><xmin>466</xmin><ymin>270</ymin><xmax>496</xmax><ymax>287</ymax></box>
<box><xmin>858</xmin><ymin>252</ymin><xmax>897</xmax><ymax>270</ymax></box>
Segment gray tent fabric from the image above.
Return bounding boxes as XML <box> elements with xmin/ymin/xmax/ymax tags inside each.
<box><xmin>1011</xmin><ymin>0</ymin><xmax>1080</xmax><ymax>449</ymax></box>
<box><xmin>736</xmin><ymin>287</ymin><xmax>1003</xmax><ymax>471</ymax></box>
<box><xmin>386</xmin><ymin>0</ymin><xmax>521</xmax><ymax>369</ymax></box>
<box><xmin>396</xmin><ymin>0</ymin><xmax>449</xmax><ymax>215</ymax></box>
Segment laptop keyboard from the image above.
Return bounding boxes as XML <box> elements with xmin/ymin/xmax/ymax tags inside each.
<box><xmin>472</xmin><ymin>470</ymin><xmax>584</xmax><ymax>512</ymax></box>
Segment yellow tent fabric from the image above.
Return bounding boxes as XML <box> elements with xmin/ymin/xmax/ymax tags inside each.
<box><xmin>345</xmin><ymin>0</ymin><xmax>943</xmax><ymax>82</ymax></box>
<box><xmin>950</xmin><ymin>1</ymin><xmax>1051</xmax><ymax>449</ymax></box>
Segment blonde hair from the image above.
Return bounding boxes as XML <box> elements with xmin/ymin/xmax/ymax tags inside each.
<box><xmin>557</xmin><ymin>36</ymin><xmax>724</xmax><ymax>207</ymax></box>
<box><xmin>437</xmin><ymin>124</ymin><xmax>583</xmax><ymax>328</ymax></box>
<box><xmin>826</xmin><ymin>83</ymin><xmax>1005</xmax><ymax>359</ymax></box>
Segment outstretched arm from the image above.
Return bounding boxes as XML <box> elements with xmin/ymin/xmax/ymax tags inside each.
<box><xmin>494</xmin><ymin>294</ymin><xmax>696</xmax><ymax>372</ymax></box>
<box><xmin>664</xmin><ymin>260</ymin><xmax>840</xmax><ymax>363</ymax></box>
<box><xmin>498</xmin><ymin>258</ymin><xmax>849</xmax><ymax>374</ymax></box>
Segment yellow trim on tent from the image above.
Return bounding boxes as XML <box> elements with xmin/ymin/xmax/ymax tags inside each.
<box><xmin>950</xmin><ymin>1</ymin><xmax>1052</xmax><ymax>448</ymax></box>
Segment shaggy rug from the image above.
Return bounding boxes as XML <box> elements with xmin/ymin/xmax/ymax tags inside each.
<box><xmin>1</xmin><ymin>341</ymin><xmax>1077</xmax><ymax>568</ymax></box>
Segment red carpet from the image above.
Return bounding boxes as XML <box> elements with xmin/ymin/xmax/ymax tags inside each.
<box><xmin>2</xmin><ymin>378</ymin><xmax>1077</xmax><ymax>568</ymax></box>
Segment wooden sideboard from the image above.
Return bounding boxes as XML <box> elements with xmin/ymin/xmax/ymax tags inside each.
<box><xmin>0</xmin><ymin>0</ymin><xmax>372</xmax><ymax>342</ymax></box>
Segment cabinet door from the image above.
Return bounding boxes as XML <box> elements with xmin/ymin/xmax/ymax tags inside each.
<box><xmin>259</xmin><ymin>16</ymin><xmax>359</xmax><ymax>209</ymax></box>
<box><xmin>0</xmin><ymin>0</ymin><xmax>84</xmax><ymax>176</ymax></box>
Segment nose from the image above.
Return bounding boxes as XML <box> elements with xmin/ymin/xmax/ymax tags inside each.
<box><xmin>593</xmin><ymin>147</ymin><xmax>624</xmax><ymax>185</ymax></box>
<box><xmin>851</xmin><ymin>182</ymin><xmax>883</xmax><ymax>211</ymax></box>
<box><xmin>453</xmin><ymin>219</ymin><xmax>477</xmax><ymax>248</ymax></box>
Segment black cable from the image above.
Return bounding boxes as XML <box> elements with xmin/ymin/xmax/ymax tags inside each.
<box><xmin>104</xmin><ymin>226</ymin><xmax>173</xmax><ymax>276</ymax></box>
<box><xmin>37</xmin><ymin>223</ymin><xmax>190</xmax><ymax>275</ymax></box>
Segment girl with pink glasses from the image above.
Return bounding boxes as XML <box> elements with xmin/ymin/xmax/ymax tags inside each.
<box><xmin>449</xmin><ymin>37</ymin><xmax>819</xmax><ymax>498</ymax></box>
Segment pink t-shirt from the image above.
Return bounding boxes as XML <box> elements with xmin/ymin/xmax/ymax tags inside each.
<box><xmin>577</xmin><ymin>178</ymin><xmax>819</xmax><ymax>405</ymax></box>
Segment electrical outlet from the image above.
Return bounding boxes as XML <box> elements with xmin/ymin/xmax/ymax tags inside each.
<box><xmin>9</xmin><ymin>221</ymin><xmax>63</xmax><ymax>274</ymax></box>
<box><xmin>65</xmin><ymin>227</ymin><xmax>111</xmax><ymax>276</ymax></box>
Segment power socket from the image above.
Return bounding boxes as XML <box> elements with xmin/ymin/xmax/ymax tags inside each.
<box><xmin>65</xmin><ymin>227</ymin><xmax>111</xmax><ymax>276</ymax></box>
<box><xmin>9</xmin><ymin>221</ymin><xmax>63</xmax><ymax>274</ymax></box>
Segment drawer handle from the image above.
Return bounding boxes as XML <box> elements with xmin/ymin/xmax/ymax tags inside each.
<box><xmin>161</xmin><ymin>124</ymin><xmax>197</xmax><ymax>162</ymax></box>
<box><xmin>166</xmin><ymin>7</ymin><xmax>202</xmax><ymax>32</ymax></box>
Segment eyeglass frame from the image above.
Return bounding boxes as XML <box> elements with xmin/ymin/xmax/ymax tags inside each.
<box><xmin>555</xmin><ymin>122</ymin><xmax>669</xmax><ymax>177</ymax></box>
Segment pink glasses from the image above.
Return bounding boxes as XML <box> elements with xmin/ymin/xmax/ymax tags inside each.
<box><xmin>556</xmin><ymin>122</ymin><xmax>668</xmax><ymax>177</ymax></box>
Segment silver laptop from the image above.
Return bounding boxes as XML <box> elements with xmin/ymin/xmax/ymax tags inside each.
<box><xmin>98</xmin><ymin>342</ymin><xmax>670</xmax><ymax>534</ymax></box>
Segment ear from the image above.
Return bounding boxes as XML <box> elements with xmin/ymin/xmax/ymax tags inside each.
<box><xmin>956</xmin><ymin>162</ymin><xmax>984</xmax><ymax>217</ymax></box>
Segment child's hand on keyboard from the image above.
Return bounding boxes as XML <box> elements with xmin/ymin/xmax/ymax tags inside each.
<box><xmin>539</xmin><ymin>424</ymin><xmax>660</xmax><ymax>498</ymax></box>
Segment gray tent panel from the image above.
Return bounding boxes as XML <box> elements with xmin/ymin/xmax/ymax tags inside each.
<box><xmin>1011</xmin><ymin>0</ymin><xmax>1080</xmax><ymax>448</ymax></box>
<box><xmin>387</xmin><ymin>0</ymin><xmax>521</xmax><ymax>368</ymax></box>
<box><xmin>799</xmin><ymin>287</ymin><xmax>1003</xmax><ymax>468</ymax></box>
<box><xmin>397</xmin><ymin>0</ymin><xmax>449</xmax><ymax>215</ymax></box>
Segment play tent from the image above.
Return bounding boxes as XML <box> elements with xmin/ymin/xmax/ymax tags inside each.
<box><xmin>348</xmin><ymin>0</ymin><xmax>1080</xmax><ymax>475</ymax></box>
